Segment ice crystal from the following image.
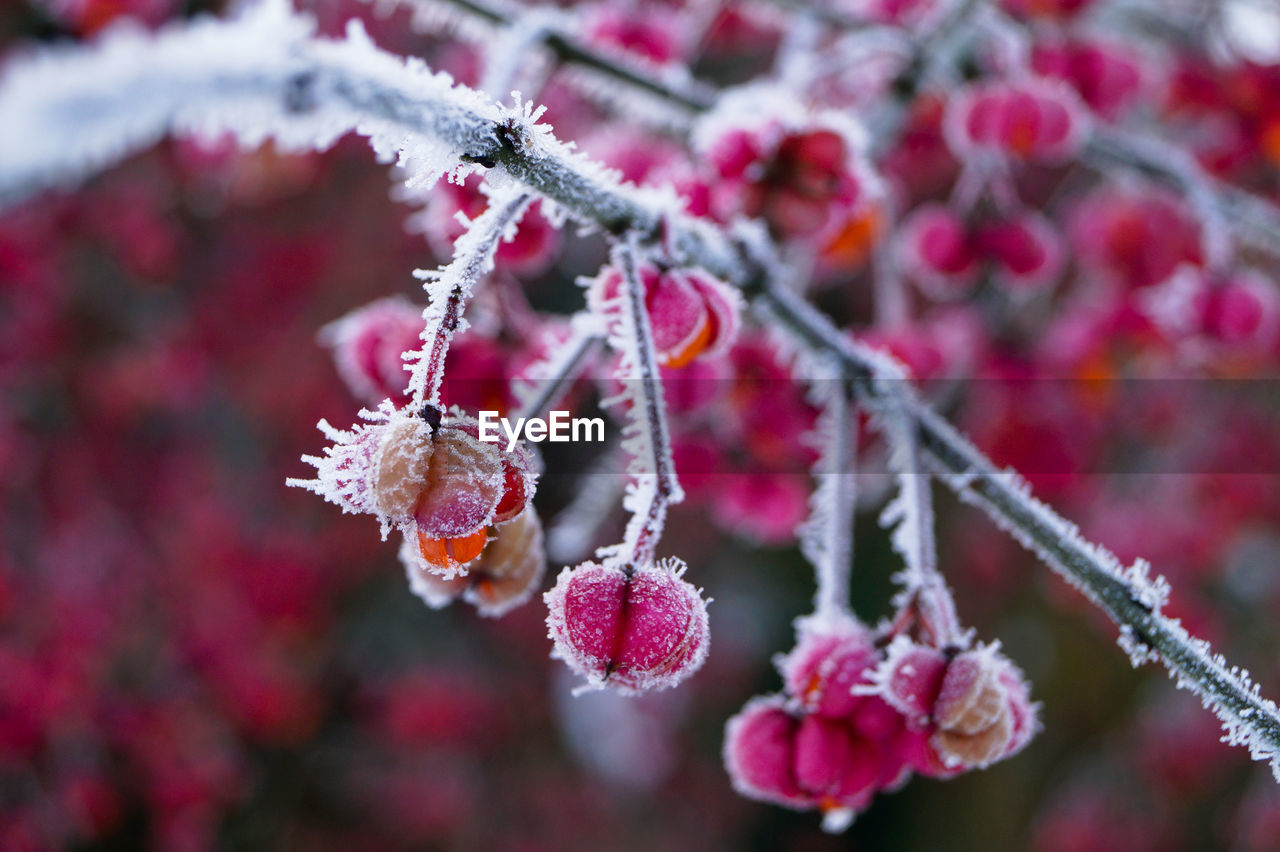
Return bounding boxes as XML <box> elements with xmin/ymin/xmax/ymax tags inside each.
<box><xmin>407</xmin><ymin>187</ymin><xmax>534</xmax><ymax>406</ymax></box>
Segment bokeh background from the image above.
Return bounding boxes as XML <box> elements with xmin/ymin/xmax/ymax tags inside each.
<box><xmin>4</xmin><ymin>0</ymin><xmax>1280</xmax><ymax>849</ymax></box>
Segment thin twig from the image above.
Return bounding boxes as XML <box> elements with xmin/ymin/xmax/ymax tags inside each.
<box><xmin>611</xmin><ymin>236</ymin><xmax>683</xmax><ymax>566</ymax></box>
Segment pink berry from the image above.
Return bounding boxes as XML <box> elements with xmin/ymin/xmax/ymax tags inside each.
<box><xmin>897</xmin><ymin>202</ymin><xmax>980</xmax><ymax>298</ymax></box>
<box><xmin>947</xmin><ymin>78</ymin><xmax>1088</xmax><ymax>163</ymax></box>
<box><xmin>589</xmin><ymin>263</ymin><xmax>740</xmax><ymax>368</ymax></box>
<box><xmin>1032</xmin><ymin>38</ymin><xmax>1145</xmax><ymax>121</ymax></box>
<box><xmin>794</xmin><ymin>715</ymin><xmax>879</xmax><ymax>810</ymax></box>
<box><xmin>320</xmin><ymin>297</ymin><xmax>425</xmax><ymax>406</ymax></box>
<box><xmin>877</xmin><ymin>638</ymin><xmax>949</xmax><ymax>727</ymax></box>
<box><xmin>975</xmin><ymin>212</ymin><xmax>1065</xmax><ymax>293</ymax></box>
<box><xmin>1196</xmin><ymin>270</ymin><xmax>1279</xmax><ymax>349</ymax></box>
<box><xmin>723</xmin><ymin>695</ymin><xmax>808</xmax><ymax>807</ymax></box>
<box><xmin>584</xmin><ymin>1</ymin><xmax>681</xmax><ymax>66</ymax></box>
<box><xmin>779</xmin><ymin>616</ymin><xmax>877</xmax><ymax>719</ymax></box>
<box><xmin>544</xmin><ymin>558</ymin><xmax>710</xmax><ymax>693</ymax></box>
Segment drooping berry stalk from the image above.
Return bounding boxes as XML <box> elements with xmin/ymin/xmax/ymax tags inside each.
<box><xmin>410</xmin><ymin>0</ymin><xmax>716</xmax><ymax>113</ymax></box>
<box><xmin>409</xmin><ymin>188</ymin><xmax>533</xmax><ymax>408</ymax></box>
<box><xmin>798</xmin><ymin>362</ymin><xmax>859</xmax><ymax>624</ymax></box>
<box><xmin>511</xmin><ymin>313</ymin><xmax>605</xmax><ymax>423</ymax></box>
<box><xmin>876</xmin><ymin>371</ymin><xmax>963</xmax><ymax>647</ymax></box>
<box><xmin>608</xmin><ymin>236</ymin><xmax>684</xmax><ymax>566</ymax></box>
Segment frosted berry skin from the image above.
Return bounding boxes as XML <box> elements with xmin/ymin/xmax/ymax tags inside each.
<box><xmin>975</xmin><ymin>212</ymin><xmax>1065</xmax><ymax>293</ymax></box>
<box><xmin>723</xmin><ymin>696</ymin><xmax>808</xmax><ymax>808</ymax></box>
<box><xmin>319</xmin><ymin>296</ymin><xmax>425</xmax><ymax>407</ymax></box>
<box><xmin>543</xmin><ymin>558</ymin><xmax>710</xmax><ymax>693</ymax></box>
<box><xmin>945</xmin><ymin>79</ymin><xmax>1089</xmax><ymax>164</ymax></box>
<box><xmin>293</xmin><ymin>406</ymin><xmax>537</xmax><ymax>577</ymax></box>
<box><xmin>403</xmin><ymin>506</ymin><xmax>548</xmax><ymax>617</ymax></box>
<box><xmin>778</xmin><ymin>616</ymin><xmax>878</xmax><ymax>719</ymax></box>
<box><xmin>693</xmin><ymin>91</ymin><xmax>879</xmax><ymax>244</ymax></box>
<box><xmin>1143</xmin><ymin>265</ymin><xmax>1280</xmax><ymax>359</ymax></box>
<box><xmin>587</xmin><ymin>263</ymin><xmax>741</xmax><ymax>368</ymax></box>
<box><xmin>874</xmin><ymin>639</ymin><xmax>1040</xmax><ymax>774</ymax></box>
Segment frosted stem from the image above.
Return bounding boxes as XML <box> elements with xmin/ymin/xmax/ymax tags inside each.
<box><xmin>611</xmin><ymin>236</ymin><xmax>683</xmax><ymax>566</ymax></box>
<box><xmin>800</xmin><ymin>365</ymin><xmax>858</xmax><ymax>623</ymax></box>
<box><xmin>513</xmin><ymin>313</ymin><xmax>605</xmax><ymax>422</ymax></box>
<box><xmin>408</xmin><ymin>188</ymin><xmax>533</xmax><ymax>408</ymax></box>
<box><xmin>1084</xmin><ymin>127</ymin><xmax>1242</xmax><ymax>268</ymax></box>
<box><xmin>400</xmin><ymin>0</ymin><xmax>716</xmax><ymax>112</ymax></box>
<box><xmin>878</xmin><ymin>378</ymin><xmax>963</xmax><ymax>647</ymax></box>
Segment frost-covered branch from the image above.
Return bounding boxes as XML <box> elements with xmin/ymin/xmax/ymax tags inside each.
<box><xmin>381</xmin><ymin>0</ymin><xmax>716</xmax><ymax>113</ymax></box>
<box><xmin>4</xmin><ymin>0</ymin><xmax>1280</xmax><ymax>779</ymax></box>
<box><xmin>601</xmin><ymin>236</ymin><xmax>684</xmax><ymax>566</ymax></box>
<box><xmin>409</xmin><ymin>188</ymin><xmax>533</xmax><ymax>407</ymax></box>
<box><xmin>754</xmin><ymin>273</ymin><xmax>1280</xmax><ymax>779</ymax></box>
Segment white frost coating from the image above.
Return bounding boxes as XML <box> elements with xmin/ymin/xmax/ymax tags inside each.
<box><xmin>593</xmin><ymin>238</ymin><xmax>684</xmax><ymax>567</ymax></box>
<box><xmin>477</xmin><ymin>6</ymin><xmax>564</xmax><ymax>98</ymax></box>
<box><xmin>286</xmin><ymin>400</ymin><xmax>428</xmax><ymax>540</ymax></box>
<box><xmin>407</xmin><ymin>187</ymin><xmax>534</xmax><ymax>407</ymax></box>
<box><xmin>914</xmin><ymin>402</ymin><xmax>1280</xmax><ymax>779</ymax></box>
<box><xmin>0</xmin><ymin>0</ymin><xmax>510</xmax><ymax>204</ymax></box>
<box><xmin>795</xmin><ymin>356</ymin><xmax>858</xmax><ymax>623</ymax></box>
<box><xmin>873</xmin><ymin>364</ymin><xmax>964</xmax><ymax>646</ymax></box>
<box><xmin>543</xmin><ymin>557</ymin><xmax>710</xmax><ymax>696</ymax></box>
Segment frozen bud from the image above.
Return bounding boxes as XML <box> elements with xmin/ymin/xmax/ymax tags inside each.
<box><xmin>319</xmin><ymin>297</ymin><xmax>425</xmax><ymax>406</ymax></box>
<box><xmin>292</xmin><ymin>405</ymin><xmax>537</xmax><ymax>576</ymax></box>
<box><xmin>779</xmin><ymin>615</ymin><xmax>877</xmax><ymax>719</ymax></box>
<box><xmin>411</xmin><ymin>415</ymin><xmax>537</xmax><ymax>575</ymax></box>
<box><xmin>930</xmin><ymin>647</ymin><xmax>1036</xmax><ymax>770</ymax></box>
<box><xmin>402</xmin><ymin>508</ymin><xmax>547</xmax><ymax>617</ymax></box>
<box><xmin>946</xmin><ymin>79</ymin><xmax>1089</xmax><ymax>163</ymax></box>
<box><xmin>896</xmin><ymin>203</ymin><xmax>979</xmax><ymax>298</ymax></box>
<box><xmin>723</xmin><ymin>696</ymin><xmax>808</xmax><ymax>807</ymax></box>
<box><xmin>876</xmin><ymin>637</ymin><xmax>949</xmax><ymax>727</ymax></box>
<box><xmin>588</xmin><ymin>263</ymin><xmax>740</xmax><ymax>368</ymax></box>
<box><xmin>975</xmin><ymin>212</ymin><xmax>1065</xmax><ymax>293</ymax></box>
<box><xmin>544</xmin><ymin>558</ymin><xmax>710</xmax><ymax>693</ymax></box>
